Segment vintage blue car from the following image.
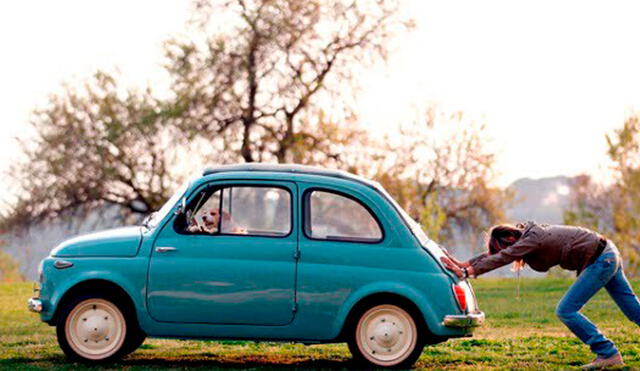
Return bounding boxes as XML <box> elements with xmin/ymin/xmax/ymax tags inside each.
<box><xmin>28</xmin><ymin>164</ymin><xmax>484</xmax><ymax>368</ymax></box>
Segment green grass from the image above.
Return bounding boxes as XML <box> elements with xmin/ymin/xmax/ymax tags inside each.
<box><xmin>1</xmin><ymin>278</ymin><xmax>639</xmax><ymax>369</ymax></box>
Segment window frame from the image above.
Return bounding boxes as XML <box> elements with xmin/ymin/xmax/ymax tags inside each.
<box><xmin>302</xmin><ymin>187</ymin><xmax>385</xmax><ymax>244</ymax></box>
<box><xmin>174</xmin><ymin>183</ymin><xmax>294</xmax><ymax>239</ymax></box>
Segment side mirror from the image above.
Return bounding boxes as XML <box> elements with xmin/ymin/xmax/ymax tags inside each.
<box><xmin>175</xmin><ymin>197</ymin><xmax>186</xmax><ymax>215</ymax></box>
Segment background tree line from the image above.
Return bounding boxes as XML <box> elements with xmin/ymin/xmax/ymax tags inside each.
<box><xmin>2</xmin><ymin>0</ymin><xmax>507</xmax><ymax>254</ymax></box>
<box><xmin>3</xmin><ymin>0</ymin><xmax>639</xmax><ymax>276</ymax></box>
<box><xmin>564</xmin><ymin>114</ymin><xmax>640</xmax><ymax>273</ymax></box>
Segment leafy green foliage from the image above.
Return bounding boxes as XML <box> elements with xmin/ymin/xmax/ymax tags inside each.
<box><xmin>420</xmin><ymin>192</ymin><xmax>448</xmax><ymax>239</ymax></box>
<box><xmin>606</xmin><ymin>115</ymin><xmax>640</xmax><ymax>270</ymax></box>
<box><xmin>565</xmin><ymin>114</ymin><xmax>640</xmax><ymax>272</ymax></box>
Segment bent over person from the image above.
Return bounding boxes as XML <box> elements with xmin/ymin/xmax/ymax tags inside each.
<box><xmin>440</xmin><ymin>221</ymin><xmax>640</xmax><ymax>370</ymax></box>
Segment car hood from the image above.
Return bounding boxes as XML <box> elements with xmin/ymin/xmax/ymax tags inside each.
<box><xmin>51</xmin><ymin>226</ymin><xmax>143</xmax><ymax>257</ymax></box>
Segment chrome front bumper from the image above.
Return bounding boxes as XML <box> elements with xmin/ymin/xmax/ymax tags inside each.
<box><xmin>28</xmin><ymin>298</ymin><xmax>43</xmax><ymax>313</ymax></box>
<box><xmin>443</xmin><ymin>311</ymin><xmax>485</xmax><ymax>328</ymax></box>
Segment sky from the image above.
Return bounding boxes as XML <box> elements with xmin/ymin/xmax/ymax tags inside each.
<box><xmin>1</xmin><ymin>0</ymin><xmax>639</xmax><ymax>195</ymax></box>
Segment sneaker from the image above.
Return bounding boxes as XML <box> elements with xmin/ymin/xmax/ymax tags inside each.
<box><xmin>581</xmin><ymin>353</ymin><xmax>624</xmax><ymax>369</ymax></box>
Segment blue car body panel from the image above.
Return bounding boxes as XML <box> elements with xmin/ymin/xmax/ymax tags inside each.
<box><xmin>51</xmin><ymin>226</ymin><xmax>143</xmax><ymax>257</ymax></box>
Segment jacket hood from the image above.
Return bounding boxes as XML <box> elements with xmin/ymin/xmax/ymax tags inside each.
<box><xmin>51</xmin><ymin>226</ymin><xmax>143</xmax><ymax>257</ymax></box>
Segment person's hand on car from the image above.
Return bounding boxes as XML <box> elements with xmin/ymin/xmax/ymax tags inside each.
<box><xmin>440</xmin><ymin>256</ymin><xmax>464</xmax><ymax>278</ymax></box>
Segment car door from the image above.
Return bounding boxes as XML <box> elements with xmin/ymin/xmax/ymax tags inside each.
<box><xmin>295</xmin><ymin>184</ymin><xmax>390</xmax><ymax>333</ymax></box>
<box><xmin>147</xmin><ymin>180</ymin><xmax>298</xmax><ymax>326</ymax></box>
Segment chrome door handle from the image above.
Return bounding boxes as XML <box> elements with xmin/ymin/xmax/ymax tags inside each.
<box><xmin>155</xmin><ymin>246</ymin><xmax>178</xmax><ymax>253</ymax></box>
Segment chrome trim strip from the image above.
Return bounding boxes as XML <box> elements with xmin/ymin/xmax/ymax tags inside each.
<box><xmin>443</xmin><ymin>311</ymin><xmax>485</xmax><ymax>328</ymax></box>
<box><xmin>54</xmin><ymin>260</ymin><xmax>74</xmax><ymax>269</ymax></box>
<box><xmin>155</xmin><ymin>246</ymin><xmax>178</xmax><ymax>253</ymax></box>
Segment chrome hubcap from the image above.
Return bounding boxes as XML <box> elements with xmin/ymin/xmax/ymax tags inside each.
<box><xmin>65</xmin><ymin>299</ymin><xmax>126</xmax><ymax>360</ymax></box>
<box><xmin>356</xmin><ymin>304</ymin><xmax>417</xmax><ymax>366</ymax></box>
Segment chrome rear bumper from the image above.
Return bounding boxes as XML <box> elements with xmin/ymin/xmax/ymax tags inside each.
<box><xmin>28</xmin><ymin>298</ymin><xmax>43</xmax><ymax>313</ymax></box>
<box><xmin>443</xmin><ymin>311</ymin><xmax>485</xmax><ymax>328</ymax></box>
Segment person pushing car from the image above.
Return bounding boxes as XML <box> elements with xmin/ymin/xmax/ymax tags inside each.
<box><xmin>441</xmin><ymin>221</ymin><xmax>640</xmax><ymax>370</ymax></box>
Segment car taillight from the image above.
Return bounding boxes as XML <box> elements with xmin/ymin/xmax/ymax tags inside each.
<box><xmin>453</xmin><ymin>284</ymin><xmax>467</xmax><ymax>312</ymax></box>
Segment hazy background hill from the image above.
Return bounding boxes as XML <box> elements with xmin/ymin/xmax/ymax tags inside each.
<box><xmin>446</xmin><ymin>175</ymin><xmax>572</xmax><ymax>277</ymax></box>
<box><xmin>507</xmin><ymin>176</ymin><xmax>571</xmax><ymax>224</ymax></box>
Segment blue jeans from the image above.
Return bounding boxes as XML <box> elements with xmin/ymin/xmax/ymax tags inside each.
<box><xmin>556</xmin><ymin>241</ymin><xmax>640</xmax><ymax>358</ymax></box>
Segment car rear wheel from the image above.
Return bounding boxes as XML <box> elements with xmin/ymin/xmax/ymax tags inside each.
<box><xmin>56</xmin><ymin>294</ymin><xmax>134</xmax><ymax>362</ymax></box>
<box><xmin>348</xmin><ymin>304</ymin><xmax>425</xmax><ymax>368</ymax></box>
<box><xmin>121</xmin><ymin>328</ymin><xmax>146</xmax><ymax>356</ymax></box>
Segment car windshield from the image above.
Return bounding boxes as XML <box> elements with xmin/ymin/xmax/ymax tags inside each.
<box><xmin>144</xmin><ymin>181</ymin><xmax>190</xmax><ymax>228</ymax></box>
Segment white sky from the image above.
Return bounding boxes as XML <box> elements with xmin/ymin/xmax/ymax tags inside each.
<box><xmin>1</xmin><ymin>0</ymin><xmax>639</xmax><ymax>194</ymax></box>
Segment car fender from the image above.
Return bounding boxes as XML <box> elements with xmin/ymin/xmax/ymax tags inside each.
<box><xmin>43</xmin><ymin>261</ymin><xmax>145</xmax><ymax>323</ymax></box>
<box><xmin>332</xmin><ymin>280</ymin><xmax>440</xmax><ymax>337</ymax></box>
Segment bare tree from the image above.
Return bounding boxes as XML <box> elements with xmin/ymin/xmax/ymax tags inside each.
<box><xmin>4</xmin><ymin>72</ymin><xmax>183</xmax><ymax>228</ymax></box>
<box><xmin>3</xmin><ymin>0</ymin><xmax>408</xmax><ymax>229</ymax></box>
<box><xmin>352</xmin><ymin>107</ymin><xmax>510</xmax><ymax>243</ymax></box>
<box><xmin>166</xmin><ymin>0</ymin><xmax>408</xmax><ymax>164</ymax></box>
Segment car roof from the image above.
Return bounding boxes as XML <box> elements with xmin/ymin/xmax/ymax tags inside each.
<box><xmin>202</xmin><ymin>163</ymin><xmax>378</xmax><ymax>188</ymax></box>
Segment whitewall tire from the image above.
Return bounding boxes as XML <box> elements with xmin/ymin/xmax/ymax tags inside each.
<box><xmin>56</xmin><ymin>294</ymin><xmax>140</xmax><ymax>362</ymax></box>
<box><xmin>348</xmin><ymin>303</ymin><xmax>425</xmax><ymax>368</ymax></box>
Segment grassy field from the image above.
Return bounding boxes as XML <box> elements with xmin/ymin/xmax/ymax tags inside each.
<box><xmin>1</xmin><ymin>278</ymin><xmax>639</xmax><ymax>370</ymax></box>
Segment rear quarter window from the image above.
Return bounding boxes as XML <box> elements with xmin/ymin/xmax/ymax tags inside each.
<box><xmin>304</xmin><ymin>189</ymin><xmax>383</xmax><ymax>243</ymax></box>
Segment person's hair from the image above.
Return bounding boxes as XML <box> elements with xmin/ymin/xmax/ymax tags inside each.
<box><xmin>487</xmin><ymin>223</ymin><xmax>525</xmax><ymax>271</ymax></box>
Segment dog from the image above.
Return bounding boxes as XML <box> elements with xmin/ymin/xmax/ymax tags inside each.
<box><xmin>187</xmin><ymin>208</ymin><xmax>248</xmax><ymax>235</ymax></box>
<box><xmin>187</xmin><ymin>208</ymin><xmax>220</xmax><ymax>234</ymax></box>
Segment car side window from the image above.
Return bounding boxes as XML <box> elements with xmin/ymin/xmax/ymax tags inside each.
<box><xmin>182</xmin><ymin>186</ymin><xmax>291</xmax><ymax>237</ymax></box>
<box><xmin>306</xmin><ymin>190</ymin><xmax>383</xmax><ymax>243</ymax></box>
<box><xmin>221</xmin><ymin>186</ymin><xmax>291</xmax><ymax>236</ymax></box>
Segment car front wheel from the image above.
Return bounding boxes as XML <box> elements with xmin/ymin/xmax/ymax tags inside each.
<box><xmin>56</xmin><ymin>295</ymin><xmax>132</xmax><ymax>362</ymax></box>
<box><xmin>348</xmin><ymin>303</ymin><xmax>425</xmax><ymax>368</ymax></box>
